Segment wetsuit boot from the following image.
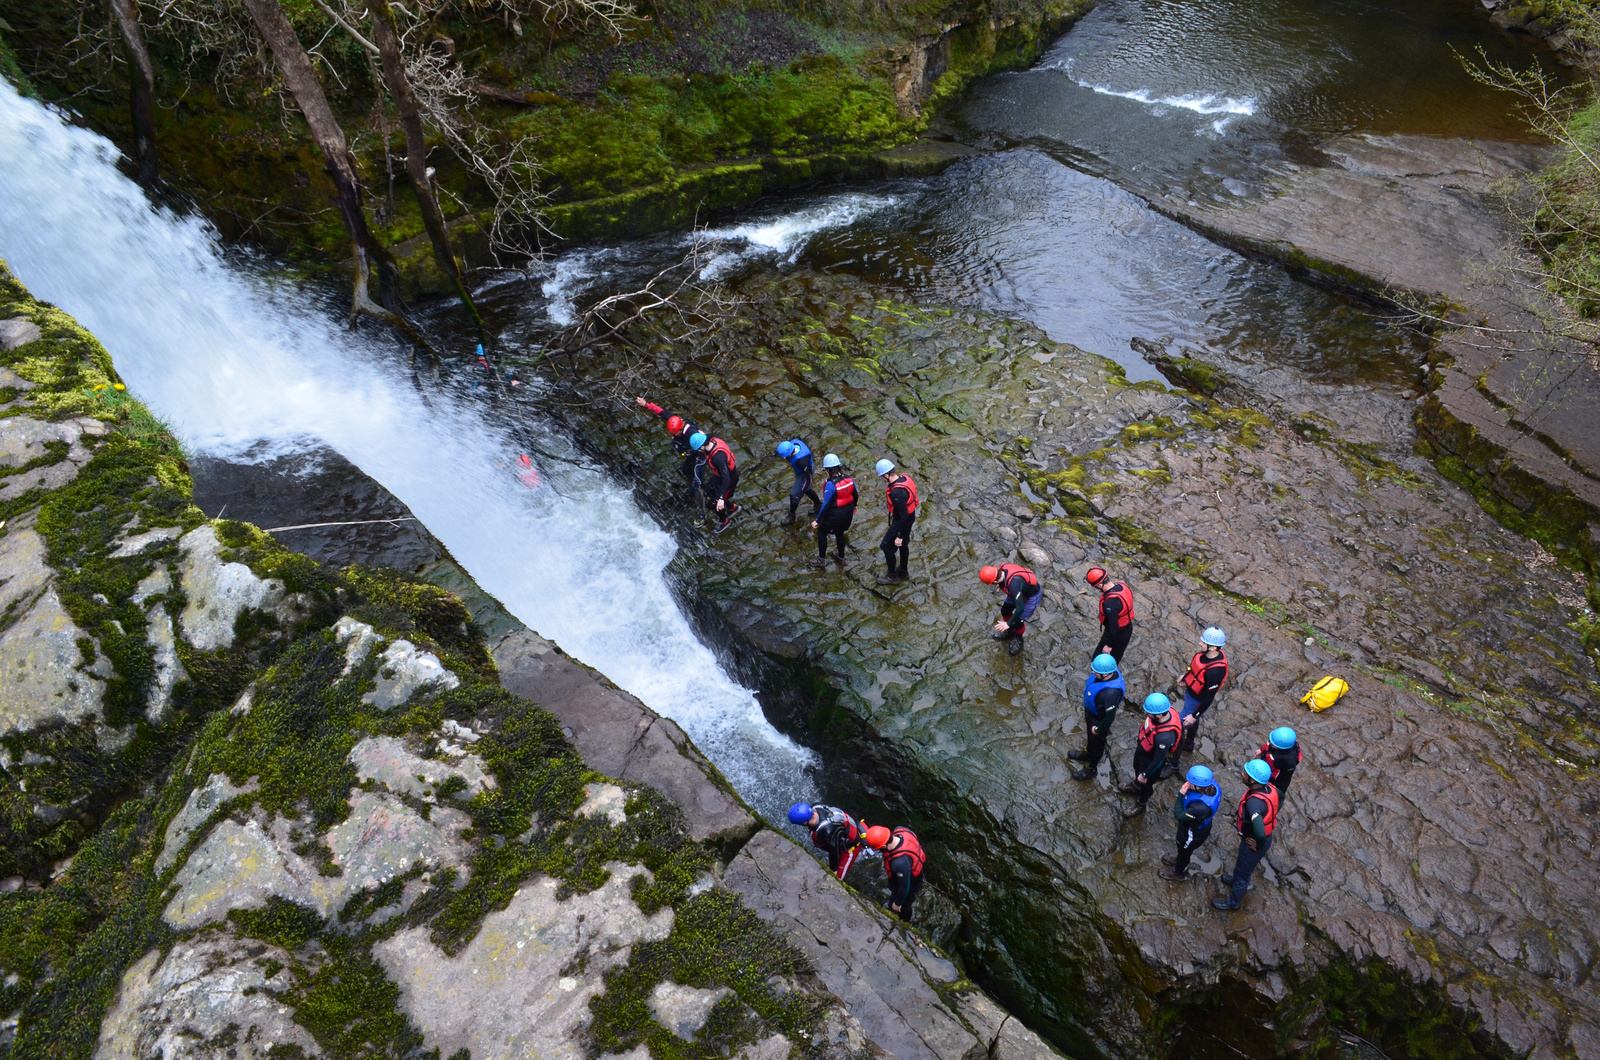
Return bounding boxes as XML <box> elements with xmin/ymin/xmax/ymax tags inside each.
<box><xmin>1008</xmin><ymin>635</ymin><xmax>1025</xmax><ymax>656</ymax></box>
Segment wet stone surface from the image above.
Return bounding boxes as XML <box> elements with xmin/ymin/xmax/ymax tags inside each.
<box><xmin>551</xmin><ymin>269</ymin><xmax>1600</xmax><ymax>1058</ymax></box>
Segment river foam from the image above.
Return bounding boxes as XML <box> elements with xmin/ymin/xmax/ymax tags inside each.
<box><xmin>0</xmin><ymin>80</ymin><xmax>815</xmax><ymax>821</ymax></box>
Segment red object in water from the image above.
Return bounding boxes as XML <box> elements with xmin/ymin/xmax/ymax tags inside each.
<box><xmin>517</xmin><ymin>454</ymin><xmax>542</xmax><ymax>489</ymax></box>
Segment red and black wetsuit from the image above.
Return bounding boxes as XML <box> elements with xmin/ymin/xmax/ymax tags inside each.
<box><xmin>639</xmin><ymin>400</ymin><xmax>700</xmax><ymax>486</ymax></box>
<box><xmin>996</xmin><ymin>563</ymin><xmax>1042</xmax><ymax>635</ymax></box>
<box><xmin>816</xmin><ymin>473</ymin><xmax>857</xmax><ymax>559</ymax></box>
<box><xmin>1131</xmin><ymin>709</ymin><xmax>1181</xmax><ymax>806</ymax></box>
<box><xmin>1096</xmin><ymin>581</ymin><xmax>1135</xmax><ymax>663</ymax></box>
<box><xmin>880</xmin><ymin>474</ymin><xmax>918</xmax><ymax>577</ymax></box>
<box><xmin>1258</xmin><ymin>741</ymin><xmax>1303</xmax><ymax>796</ymax></box>
<box><xmin>1223</xmin><ymin>784</ymin><xmax>1281</xmax><ymax>906</ymax></box>
<box><xmin>808</xmin><ymin>805</ymin><xmax>862</xmax><ymax>879</ymax></box>
<box><xmin>700</xmin><ymin>438</ymin><xmax>739</xmax><ymax>511</ymax></box>
<box><xmin>883</xmin><ymin>827</ymin><xmax>926</xmax><ymax>922</ymax></box>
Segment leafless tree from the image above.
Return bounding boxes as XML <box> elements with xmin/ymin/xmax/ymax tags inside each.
<box><xmin>107</xmin><ymin>0</ymin><xmax>159</xmax><ymax>186</ymax></box>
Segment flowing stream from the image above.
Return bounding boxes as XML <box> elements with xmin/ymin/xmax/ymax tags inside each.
<box><xmin>0</xmin><ymin>80</ymin><xmax>814</xmax><ymax>824</ymax></box>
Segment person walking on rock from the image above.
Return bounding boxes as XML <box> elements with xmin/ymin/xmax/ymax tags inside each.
<box><xmin>864</xmin><ymin>824</ymin><xmax>926</xmax><ymax>921</ymax></box>
<box><xmin>1168</xmin><ymin>626</ymin><xmax>1228</xmax><ymax>777</ymax></box>
<box><xmin>776</xmin><ymin>438</ymin><xmax>822</xmax><ymax>525</ymax></box>
<box><xmin>810</xmin><ymin>454</ymin><xmax>856</xmax><ymax>569</ymax></box>
<box><xmin>1213</xmin><ymin>759</ymin><xmax>1280</xmax><ymax>911</ymax></box>
<box><xmin>1070</xmin><ymin>653</ymin><xmax>1124</xmax><ymax>781</ymax></box>
<box><xmin>691</xmin><ymin>432</ymin><xmax>740</xmax><ymax>533</ymax></box>
<box><xmin>1160</xmin><ymin>765</ymin><xmax>1220</xmax><ymax>881</ymax></box>
<box><xmin>634</xmin><ymin>397</ymin><xmax>701</xmax><ymax>490</ymax></box>
<box><xmin>1086</xmin><ymin>567</ymin><xmax>1135</xmax><ymax>663</ymax></box>
<box><xmin>789</xmin><ymin>802</ymin><xmax>862</xmax><ymax>880</ymax></box>
<box><xmin>1118</xmin><ymin>693</ymin><xmax>1182</xmax><ymax>817</ymax></box>
<box><xmin>1259</xmin><ymin>727</ymin><xmax>1302</xmax><ymax>796</ymax></box>
<box><xmin>876</xmin><ymin>459</ymin><xmax>918</xmax><ymax>585</ymax></box>
<box><xmin>981</xmin><ymin>562</ymin><xmax>1042</xmax><ymax>656</ymax></box>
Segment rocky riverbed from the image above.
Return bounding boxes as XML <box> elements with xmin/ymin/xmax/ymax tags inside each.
<box><xmin>546</xmin><ymin>267</ymin><xmax>1600</xmax><ymax>1059</ymax></box>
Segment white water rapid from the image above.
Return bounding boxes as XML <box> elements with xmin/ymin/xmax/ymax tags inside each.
<box><xmin>0</xmin><ymin>81</ymin><xmax>814</xmax><ymax>821</ymax></box>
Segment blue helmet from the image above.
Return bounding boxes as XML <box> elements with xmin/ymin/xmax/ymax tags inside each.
<box><xmin>1269</xmin><ymin>726</ymin><xmax>1297</xmax><ymax>750</ymax></box>
<box><xmin>1142</xmin><ymin>693</ymin><xmax>1171</xmax><ymax>714</ymax></box>
<box><xmin>875</xmin><ymin>458</ymin><xmax>896</xmax><ymax>476</ymax></box>
<box><xmin>688</xmin><ymin>431</ymin><xmax>708</xmax><ymax>450</ymax></box>
<box><xmin>1091</xmin><ymin>653</ymin><xmax>1118</xmax><ymax>675</ymax></box>
<box><xmin>1201</xmin><ymin>627</ymin><xmax>1226</xmax><ymax>647</ymax></box>
<box><xmin>787</xmin><ymin>802</ymin><xmax>814</xmax><ymax>825</ymax></box>
<box><xmin>777</xmin><ymin>440</ymin><xmax>796</xmax><ymax>458</ymax></box>
<box><xmin>1185</xmin><ymin>765</ymin><xmax>1214</xmax><ymax>787</ymax></box>
<box><xmin>1243</xmin><ymin>759</ymin><xmax>1273</xmax><ymax>785</ymax></box>
<box><xmin>822</xmin><ymin>453</ymin><xmax>841</xmax><ymax>469</ymax></box>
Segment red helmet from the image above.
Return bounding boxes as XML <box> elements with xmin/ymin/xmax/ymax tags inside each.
<box><xmin>666</xmin><ymin>415</ymin><xmax>685</xmax><ymax>434</ymax></box>
<box><xmin>979</xmin><ymin>566</ymin><xmax>1000</xmax><ymax>584</ymax></box>
<box><xmin>1085</xmin><ymin>567</ymin><xmax>1108</xmax><ymax>586</ymax></box>
<box><xmin>863</xmin><ymin>825</ymin><xmax>892</xmax><ymax>849</ymax></box>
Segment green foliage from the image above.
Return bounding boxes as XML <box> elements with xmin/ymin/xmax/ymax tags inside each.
<box><xmin>1526</xmin><ymin>98</ymin><xmax>1600</xmax><ymax>317</ymax></box>
<box><xmin>345</xmin><ymin>566</ymin><xmax>493</xmax><ymax>676</ymax></box>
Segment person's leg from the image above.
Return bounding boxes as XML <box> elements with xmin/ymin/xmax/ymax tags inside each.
<box><xmin>1104</xmin><ymin>623</ymin><xmax>1133</xmax><ymax>663</ymax></box>
<box><xmin>1085</xmin><ymin>720</ymin><xmax>1108</xmax><ymax>767</ymax></box>
<box><xmin>1226</xmin><ymin>835</ymin><xmax>1271</xmax><ymax>905</ymax></box>
<box><xmin>1173</xmin><ymin>823</ymin><xmax>1196</xmax><ymax>874</ymax></box>
<box><xmin>788</xmin><ymin>468</ymin><xmax>807</xmax><ymax>520</ymax></box>
<box><xmin>816</xmin><ymin>521</ymin><xmax>830</xmax><ymax>559</ymax></box>
<box><xmin>896</xmin><ymin>516</ymin><xmax>914</xmax><ymax>575</ymax></box>
<box><xmin>880</xmin><ymin>525</ymin><xmax>898</xmax><ymax>573</ymax></box>
<box><xmin>1275</xmin><ymin>769</ymin><xmax>1294</xmax><ymax>797</ymax></box>
<box><xmin>802</xmin><ymin>466</ymin><xmax>821</xmax><ymax>511</ymax></box>
<box><xmin>835</xmin><ymin>845</ymin><xmax>858</xmax><ymax>880</ymax></box>
<box><xmin>898</xmin><ymin>875</ymin><xmax>925</xmax><ymax>921</ymax></box>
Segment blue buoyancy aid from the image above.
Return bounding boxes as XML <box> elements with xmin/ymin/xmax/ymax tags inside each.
<box><xmin>1183</xmin><ymin>784</ymin><xmax>1221</xmax><ymax>823</ymax></box>
<box><xmin>784</xmin><ymin>439</ymin><xmax>812</xmax><ymax>467</ymax></box>
<box><xmin>1083</xmin><ymin>672</ymin><xmax>1125</xmax><ymax>715</ymax></box>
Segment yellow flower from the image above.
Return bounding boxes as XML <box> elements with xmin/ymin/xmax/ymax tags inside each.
<box><xmin>113</xmin><ymin>383</ymin><xmax>126</xmax><ymax>390</ymax></box>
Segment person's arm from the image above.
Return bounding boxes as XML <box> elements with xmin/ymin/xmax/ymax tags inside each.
<box><xmin>711</xmin><ymin>452</ymin><xmax>735</xmax><ymax>499</ymax></box>
<box><xmin>1100</xmin><ymin>594</ymin><xmax>1123</xmax><ymax>628</ymax></box>
<box><xmin>889</xmin><ymin>485</ymin><xmax>909</xmax><ymax>521</ymax></box>
<box><xmin>634</xmin><ymin>397</ymin><xmax>666</xmax><ymax>416</ymax></box>
<box><xmin>1142</xmin><ymin>731</ymin><xmax>1177</xmax><ymax>780</ymax></box>
<box><xmin>1092</xmin><ymin>688</ymin><xmax>1120</xmax><ymax>731</ymax></box>
<box><xmin>887</xmin><ymin>855</ymin><xmax>915</xmax><ymax>909</ymax></box>
<box><xmin>1244</xmin><ymin>794</ymin><xmax>1268</xmax><ymax>846</ymax></box>
<box><xmin>818</xmin><ymin>480</ymin><xmax>837</xmax><ymax>514</ymax></box>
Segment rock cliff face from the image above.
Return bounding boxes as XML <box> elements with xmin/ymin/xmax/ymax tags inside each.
<box><xmin>553</xmin><ymin>270</ymin><xmax>1600</xmax><ymax>1059</ymax></box>
<box><xmin>0</xmin><ymin>262</ymin><xmax>1059</xmax><ymax>1060</ymax></box>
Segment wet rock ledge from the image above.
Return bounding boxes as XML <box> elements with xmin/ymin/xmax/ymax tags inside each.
<box><xmin>553</xmin><ymin>269</ymin><xmax>1600</xmax><ymax>1060</ymax></box>
<box><xmin>0</xmin><ymin>262</ymin><xmax>1058</xmax><ymax>1060</ymax></box>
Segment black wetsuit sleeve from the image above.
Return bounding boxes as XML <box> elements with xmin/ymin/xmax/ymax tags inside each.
<box><xmin>1092</xmin><ymin>687</ymin><xmax>1122</xmax><ymax>726</ymax></box>
<box><xmin>709</xmin><ymin>451</ymin><xmax>734</xmax><ymax>499</ymax></box>
<box><xmin>1173</xmin><ymin>796</ymin><xmax>1213</xmax><ymax>826</ymax></box>
<box><xmin>1100</xmin><ymin>594</ymin><xmax>1124</xmax><ymax>629</ymax></box>
<box><xmin>1145</xmin><ymin>730</ymin><xmax>1178</xmax><ymax>777</ymax></box>
<box><xmin>888</xmin><ymin>485</ymin><xmax>910</xmax><ymax>520</ymax></box>
<box><xmin>887</xmin><ymin>854</ymin><xmax>916</xmax><ymax>906</ymax></box>
<box><xmin>1243</xmin><ymin>794</ymin><xmax>1269</xmax><ymax>841</ymax></box>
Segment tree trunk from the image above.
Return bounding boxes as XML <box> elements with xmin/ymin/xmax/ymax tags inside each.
<box><xmin>241</xmin><ymin>0</ymin><xmax>399</xmax><ymax>322</ymax></box>
<box><xmin>365</xmin><ymin>0</ymin><xmax>486</xmax><ymax>341</ymax></box>
<box><xmin>107</xmin><ymin>0</ymin><xmax>159</xmax><ymax>187</ymax></box>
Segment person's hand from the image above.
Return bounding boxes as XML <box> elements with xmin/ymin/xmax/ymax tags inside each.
<box><xmin>1180</xmin><ymin>782</ymin><xmax>1192</xmax><ymax>795</ymax></box>
<box><xmin>1136</xmin><ymin>774</ymin><xmax>1147</xmax><ymax>785</ymax></box>
<box><xmin>634</xmin><ymin>396</ymin><xmax>647</xmax><ymax>407</ymax></box>
<box><xmin>716</xmin><ymin>499</ymin><xmax>725</xmax><ymax>512</ymax></box>
<box><xmin>1090</xmin><ymin>724</ymin><xmax>1100</xmax><ymax>736</ymax></box>
<box><xmin>1099</xmin><ymin>645</ymin><xmax>1112</xmax><ymax>656</ymax></box>
<box><xmin>1245</xmin><ymin>837</ymin><xmax>1258</xmax><ymax>852</ymax></box>
<box><xmin>889</xmin><ymin>902</ymin><xmax>901</xmax><ymax>913</ymax></box>
<box><xmin>810</xmin><ymin>521</ymin><xmax>819</xmax><ymax>530</ymax></box>
<box><xmin>894</xmin><ymin>537</ymin><xmax>903</xmax><ymax>547</ymax></box>
<box><xmin>993</xmin><ymin>620</ymin><xmax>1010</xmax><ymax>633</ymax></box>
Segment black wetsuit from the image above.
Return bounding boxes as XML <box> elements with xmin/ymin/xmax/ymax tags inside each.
<box><xmin>815</xmin><ymin>476</ymin><xmax>856</xmax><ymax>559</ymax></box>
<box><xmin>881</xmin><ymin>478</ymin><xmax>916</xmax><ymax>576</ymax></box>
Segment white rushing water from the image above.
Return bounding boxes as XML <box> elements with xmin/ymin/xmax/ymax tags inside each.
<box><xmin>0</xmin><ymin>81</ymin><xmax>814</xmax><ymax>821</ymax></box>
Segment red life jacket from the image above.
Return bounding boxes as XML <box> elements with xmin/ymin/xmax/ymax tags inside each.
<box><xmin>1258</xmin><ymin>742</ymin><xmax>1302</xmax><ymax>778</ymax></box>
<box><xmin>832</xmin><ymin>476</ymin><xmax>857</xmax><ymax>506</ymax></box>
<box><xmin>1137</xmin><ymin>710</ymin><xmax>1182</xmax><ymax>753</ymax></box>
<box><xmin>1098</xmin><ymin>582</ymin><xmax>1134</xmax><ymax>628</ymax></box>
<box><xmin>704</xmin><ymin>437</ymin><xmax>736</xmax><ymax>473</ymax></box>
<box><xmin>1183</xmin><ymin>649</ymin><xmax>1228</xmax><ymax>695</ymax></box>
<box><xmin>885</xmin><ymin>474</ymin><xmax>919</xmax><ymax>515</ymax></box>
<box><xmin>883</xmin><ymin>827</ymin><xmax>926</xmax><ymax>878</ymax></box>
<box><xmin>1235</xmin><ymin>785</ymin><xmax>1280</xmax><ymax>838</ymax></box>
<box><xmin>996</xmin><ymin>563</ymin><xmax>1039</xmax><ymax>595</ymax></box>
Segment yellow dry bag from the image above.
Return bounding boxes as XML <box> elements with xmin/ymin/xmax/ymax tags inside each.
<box><xmin>1301</xmin><ymin>675</ymin><xmax>1348</xmax><ymax>712</ymax></box>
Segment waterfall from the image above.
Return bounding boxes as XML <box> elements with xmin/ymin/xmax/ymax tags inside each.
<box><xmin>0</xmin><ymin>80</ymin><xmax>812</xmax><ymax>821</ymax></box>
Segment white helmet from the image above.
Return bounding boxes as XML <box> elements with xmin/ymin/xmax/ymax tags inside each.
<box><xmin>822</xmin><ymin>453</ymin><xmax>841</xmax><ymax>469</ymax></box>
<box><xmin>1201</xmin><ymin>627</ymin><xmax>1226</xmax><ymax>647</ymax></box>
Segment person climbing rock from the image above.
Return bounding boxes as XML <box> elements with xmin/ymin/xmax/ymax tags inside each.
<box><xmin>1118</xmin><ymin>693</ymin><xmax>1181</xmax><ymax>816</ymax></box>
<box><xmin>1259</xmin><ymin>727</ymin><xmax>1302</xmax><ymax>796</ymax></box>
<box><xmin>1086</xmin><ymin>567</ymin><xmax>1135</xmax><ymax>663</ymax></box>
<box><xmin>980</xmin><ymin>563</ymin><xmax>1042</xmax><ymax>656</ymax></box>
<box><xmin>876</xmin><ymin>459</ymin><xmax>918</xmax><ymax>585</ymax></box>
<box><xmin>1160</xmin><ymin>765</ymin><xmax>1220</xmax><ymax>881</ymax></box>
<box><xmin>691</xmin><ymin>431</ymin><xmax>740</xmax><ymax>533</ymax></box>
<box><xmin>1070</xmin><ymin>653</ymin><xmax>1124</xmax><ymax>780</ymax></box>
<box><xmin>810</xmin><ymin>454</ymin><xmax>856</xmax><ymax>569</ymax></box>
<box><xmin>634</xmin><ymin>396</ymin><xmax>701</xmax><ymax>490</ymax></box>
<box><xmin>1166</xmin><ymin>626</ymin><xmax>1228</xmax><ymax>778</ymax></box>
<box><xmin>789</xmin><ymin>802</ymin><xmax>862</xmax><ymax>880</ymax></box>
<box><xmin>864</xmin><ymin>824</ymin><xmax>926</xmax><ymax>921</ymax></box>
<box><xmin>1213</xmin><ymin>759</ymin><xmax>1280</xmax><ymax>911</ymax></box>
<box><xmin>776</xmin><ymin>438</ymin><xmax>821</xmax><ymax>525</ymax></box>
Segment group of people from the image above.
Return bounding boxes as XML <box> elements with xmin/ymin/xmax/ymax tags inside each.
<box><xmin>632</xmin><ymin>399</ymin><xmax>920</xmax><ymax>583</ymax></box>
<box><xmin>633</xmin><ymin>401</ymin><xmax>1304</xmax><ymax>916</ymax></box>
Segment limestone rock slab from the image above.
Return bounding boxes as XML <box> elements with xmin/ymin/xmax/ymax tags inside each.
<box><xmin>364</xmin><ymin>639</ymin><xmax>460</xmax><ymax>710</ymax></box>
<box><xmin>0</xmin><ymin>416</ymin><xmax>103</xmax><ymax>501</ymax></box>
<box><xmin>334</xmin><ymin>615</ymin><xmax>382</xmax><ymax>675</ymax></box>
<box><xmin>0</xmin><ymin>317</ymin><xmax>41</xmax><ymax>350</ymax></box>
<box><xmin>348</xmin><ymin>735</ymin><xmax>492</xmax><ymax>801</ymax></box>
<box><xmin>0</xmin><ymin>524</ymin><xmax>106</xmax><ymax>736</ymax></box>
<box><xmin>95</xmin><ymin>935</ymin><xmax>319</xmax><ymax>1060</ymax></box>
<box><xmin>578</xmin><ymin>782</ymin><xmax>629</xmax><ymax>826</ymax></box>
<box><xmin>177</xmin><ymin>525</ymin><xmax>288</xmax><ymax>651</ymax></box>
<box><xmin>155</xmin><ymin>772</ymin><xmax>256</xmax><ymax>876</ymax></box>
<box><xmin>649</xmin><ymin>982</ymin><xmax>731</xmax><ymax>1041</ymax></box>
<box><xmin>375</xmin><ymin>865</ymin><xmax>674</xmax><ymax>1060</ymax></box>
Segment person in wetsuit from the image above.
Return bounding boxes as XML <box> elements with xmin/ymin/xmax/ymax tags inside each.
<box><xmin>864</xmin><ymin>824</ymin><xmax>927</xmax><ymax>922</ymax></box>
<box><xmin>876</xmin><ymin>459</ymin><xmax>918</xmax><ymax>585</ymax></box>
<box><xmin>1070</xmin><ymin>654</ymin><xmax>1125</xmax><ymax>781</ymax></box>
<box><xmin>1118</xmin><ymin>693</ymin><xmax>1181</xmax><ymax>817</ymax></box>
<box><xmin>810</xmin><ymin>454</ymin><xmax>857</xmax><ymax>569</ymax></box>
<box><xmin>788</xmin><ymin>802</ymin><xmax>863</xmax><ymax>880</ymax></box>
<box><xmin>691</xmin><ymin>431</ymin><xmax>740</xmax><ymax>533</ymax></box>
<box><xmin>980</xmin><ymin>563</ymin><xmax>1043</xmax><ymax>656</ymax></box>
<box><xmin>1085</xmin><ymin>567</ymin><xmax>1135</xmax><ymax>664</ymax></box>
<box><xmin>777</xmin><ymin>438</ymin><xmax>822</xmax><ymax>525</ymax></box>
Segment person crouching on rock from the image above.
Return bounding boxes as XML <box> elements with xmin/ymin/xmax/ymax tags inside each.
<box><xmin>1160</xmin><ymin>765</ymin><xmax>1220</xmax><ymax>881</ymax></box>
<box><xmin>633</xmin><ymin>396</ymin><xmax>701</xmax><ymax>493</ymax></box>
<box><xmin>1168</xmin><ymin>626</ymin><xmax>1228</xmax><ymax>778</ymax></box>
<box><xmin>1085</xmin><ymin>567</ymin><xmax>1135</xmax><ymax>664</ymax></box>
<box><xmin>863</xmin><ymin>824</ymin><xmax>926</xmax><ymax>921</ymax></box>
<box><xmin>789</xmin><ymin>801</ymin><xmax>862</xmax><ymax>880</ymax></box>
<box><xmin>1070</xmin><ymin>653</ymin><xmax>1124</xmax><ymax>781</ymax></box>
<box><xmin>980</xmin><ymin>563</ymin><xmax>1042</xmax><ymax>656</ymax></box>
<box><xmin>691</xmin><ymin>431</ymin><xmax>740</xmax><ymax>533</ymax></box>
<box><xmin>810</xmin><ymin>455</ymin><xmax>856</xmax><ymax>569</ymax></box>
<box><xmin>776</xmin><ymin>438</ymin><xmax>821</xmax><ymax>525</ymax></box>
<box><xmin>1118</xmin><ymin>693</ymin><xmax>1181</xmax><ymax>817</ymax></box>
<box><xmin>875</xmin><ymin>459</ymin><xmax>918</xmax><ymax>585</ymax></box>
<box><xmin>1213</xmin><ymin>759</ymin><xmax>1280</xmax><ymax>912</ymax></box>
<box><xmin>1259</xmin><ymin>727</ymin><xmax>1302</xmax><ymax>796</ymax></box>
